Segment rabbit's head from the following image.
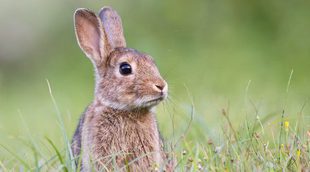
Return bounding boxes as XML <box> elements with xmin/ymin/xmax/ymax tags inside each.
<box><xmin>74</xmin><ymin>7</ymin><xmax>168</xmax><ymax>110</ymax></box>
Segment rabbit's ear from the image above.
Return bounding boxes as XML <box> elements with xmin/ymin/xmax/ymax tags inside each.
<box><xmin>74</xmin><ymin>9</ymin><xmax>108</xmax><ymax>65</ymax></box>
<box><xmin>99</xmin><ymin>7</ymin><xmax>126</xmax><ymax>49</ymax></box>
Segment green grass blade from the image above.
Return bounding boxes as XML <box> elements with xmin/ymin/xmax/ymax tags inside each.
<box><xmin>45</xmin><ymin>137</ymin><xmax>68</xmax><ymax>172</ymax></box>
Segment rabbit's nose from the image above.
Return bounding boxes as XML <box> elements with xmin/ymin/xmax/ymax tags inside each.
<box><xmin>155</xmin><ymin>84</ymin><xmax>164</xmax><ymax>91</ymax></box>
<box><xmin>153</xmin><ymin>81</ymin><xmax>168</xmax><ymax>93</ymax></box>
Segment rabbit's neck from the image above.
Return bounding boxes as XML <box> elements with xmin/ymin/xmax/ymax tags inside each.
<box><xmin>92</xmin><ymin>99</ymin><xmax>154</xmax><ymax>120</ymax></box>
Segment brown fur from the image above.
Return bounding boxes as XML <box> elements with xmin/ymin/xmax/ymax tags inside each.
<box><xmin>80</xmin><ymin>101</ymin><xmax>164</xmax><ymax>171</ymax></box>
<box><xmin>71</xmin><ymin>6</ymin><xmax>170</xmax><ymax>171</ymax></box>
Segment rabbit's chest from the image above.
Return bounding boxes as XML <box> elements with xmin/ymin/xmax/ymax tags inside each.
<box><xmin>101</xmin><ymin>117</ymin><xmax>159</xmax><ymax>151</ymax></box>
<box><xmin>89</xmin><ymin>113</ymin><xmax>162</xmax><ymax>164</ymax></box>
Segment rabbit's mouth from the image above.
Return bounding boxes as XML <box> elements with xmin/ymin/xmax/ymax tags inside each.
<box><xmin>142</xmin><ymin>97</ymin><xmax>164</xmax><ymax>107</ymax></box>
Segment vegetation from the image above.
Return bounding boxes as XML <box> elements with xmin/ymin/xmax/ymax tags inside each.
<box><xmin>0</xmin><ymin>75</ymin><xmax>309</xmax><ymax>171</ymax></box>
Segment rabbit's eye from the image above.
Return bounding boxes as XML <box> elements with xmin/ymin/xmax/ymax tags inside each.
<box><xmin>119</xmin><ymin>62</ymin><xmax>132</xmax><ymax>75</ymax></box>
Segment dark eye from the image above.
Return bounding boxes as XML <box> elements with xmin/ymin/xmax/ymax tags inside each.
<box><xmin>119</xmin><ymin>62</ymin><xmax>132</xmax><ymax>75</ymax></box>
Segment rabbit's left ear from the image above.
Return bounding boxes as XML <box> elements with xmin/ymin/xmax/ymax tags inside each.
<box><xmin>74</xmin><ymin>8</ymin><xmax>109</xmax><ymax>65</ymax></box>
<box><xmin>99</xmin><ymin>7</ymin><xmax>126</xmax><ymax>50</ymax></box>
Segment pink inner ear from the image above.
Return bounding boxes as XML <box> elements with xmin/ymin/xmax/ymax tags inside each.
<box><xmin>82</xmin><ymin>24</ymin><xmax>100</xmax><ymax>56</ymax></box>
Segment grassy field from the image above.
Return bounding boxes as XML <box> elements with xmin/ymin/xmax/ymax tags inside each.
<box><xmin>1</xmin><ymin>0</ymin><xmax>310</xmax><ymax>171</ymax></box>
<box><xmin>0</xmin><ymin>74</ymin><xmax>309</xmax><ymax>171</ymax></box>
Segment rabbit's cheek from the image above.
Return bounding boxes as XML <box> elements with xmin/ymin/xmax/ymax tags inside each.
<box><xmin>118</xmin><ymin>93</ymin><xmax>135</xmax><ymax>103</ymax></box>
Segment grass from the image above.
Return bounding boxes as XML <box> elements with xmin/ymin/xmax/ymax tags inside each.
<box><xmin>1</xmin><ymin>103</ymin><xmax>309</xmax><ymax>171</ymax></box>
<box><xmin>0</xmin><ymin>76</ymin><xmax>309</xmax><ymax>171</ymax></box>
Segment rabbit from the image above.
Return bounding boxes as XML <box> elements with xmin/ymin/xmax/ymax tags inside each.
<box><xmin>71</xmin><ymin>6</ymin><xmax>171</xmax><ymax>171</ymax></box>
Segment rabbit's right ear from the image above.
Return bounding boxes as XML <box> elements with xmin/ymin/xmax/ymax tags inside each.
<box><xmin>74</xmin><ymin>9</ymin><xmax>108</xmax><ymax>65</ymax></box>
<box><xmin>98</xmin><ymin>7</ymin><xmax>126</xmax><ymax>50</ymax></box>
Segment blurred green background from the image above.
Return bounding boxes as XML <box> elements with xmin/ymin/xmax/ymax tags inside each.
<box><xmin>0</xmin><ymin>0</ymin><xmax>309</xmax><ymax>160</ymax></box>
